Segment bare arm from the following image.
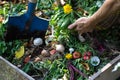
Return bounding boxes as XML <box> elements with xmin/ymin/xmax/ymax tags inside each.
<box><xmin>68</xmin><ymin>0</ymin><xmax>120</xmax><ymax>34</ymax></box>
<box><xmin>90</xmin><ymin>0</ymin><xmax>120</xmax><ymax>26</ymax></box>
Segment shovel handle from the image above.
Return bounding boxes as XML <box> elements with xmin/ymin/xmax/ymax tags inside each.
<box><xmin>26</xmin><ymin>0</ymin><xmax>37</xmax><ymax>15</ymax></box>
<box><xmin>29</xmin><ymin>0</ymin><xmax>37</xmax><ymax>3</ymax></box>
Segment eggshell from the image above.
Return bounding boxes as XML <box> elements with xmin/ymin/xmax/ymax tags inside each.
<box><xmin>55</xmin><ymin>44</ymin><xmax>65</xmax><ymax>53</ymax></box>
<box><xmin>33</xmin><ymin>38</ymin><xmax>43</xmax><ymax>46</ymax></box>
<box><xmin>78</xmin><ymin>34</ymin><xmax>85</xmax><ymax>42</ymax></box>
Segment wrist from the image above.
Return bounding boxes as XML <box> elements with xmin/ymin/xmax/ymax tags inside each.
<box><xmin>86</xmin><ymin>17</ymin><xmax>97</xmax><ymax>28</ymax></box>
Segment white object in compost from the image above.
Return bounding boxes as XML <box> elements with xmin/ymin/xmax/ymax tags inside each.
<box><xmin>90</xmin><ymin>56</ymin><xmax>100</xmax><ymax>66</ymax></box>
<box><xmin>69</xmin><ymin>48</ymin><xmax>74</xmax><ymax>54</ymax></box>
<box><xmin>33</xmin><ymin>38</ymin><xmax>43</xmax><ymax>46</ymax></box>
<box><xmin>78</xmin><ymin>34</ymin><xmax>85</xmax><ymax>42</ymax></box>
<box><xmin>55</xmin><ymin>44</ymin><xmax>65</xmax><ymax>53</ymax></box>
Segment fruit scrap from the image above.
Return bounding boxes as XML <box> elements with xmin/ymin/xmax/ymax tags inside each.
<box><xmin>83</xmin><ymin>51</ymin><xmax>92</xmax><ymax>60</ymax></box>
<box><xmin>73</xmin><ymin>51</ymin><xmax>81</xmax><ymax>59</ymax></box>
<box><xmin>50</xmin><ymin>49</ymin><xmax>57</xmax><ymax>55</ymax></box>
<box><xmin>24</xmin><ymin>55</ymin><xmax>31</xmax><ymax>63</ymax></box>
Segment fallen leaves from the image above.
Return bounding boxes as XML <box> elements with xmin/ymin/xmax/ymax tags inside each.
<box><xmin>15</xmin><ymin>46</ymin><xmax>24</xmax><ymax>59</ymax></box>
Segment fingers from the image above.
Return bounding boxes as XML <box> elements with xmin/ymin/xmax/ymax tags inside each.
<box><xmin>75</xmin><ymin>23</ymin><xmax>84</xmax><ymax>31</ymax></box>
<box><xmin>68</xmin><ymin>17</ymin><xmax>94</xmax><ymax>35</ymax></box>
<box><xmin>68</xmin><ymin>17</ymin><xmax>87</xmax><ymax>30</ymax></box>
<box><xmin>68</xmin><ymin>22</ymin><xmax>88</xmax><ymax>35</ymax></box>
<box><xmin>68</xmin><ymin>23</ymin><xmax>77</xmax><ymax>29</ymax></box>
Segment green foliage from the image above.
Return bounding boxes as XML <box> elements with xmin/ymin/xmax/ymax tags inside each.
<box><xmin>44</xmin><ymin>59</ymin><xmax>68</xmax><ymax>80</ymax></box>
<box><xmin>0</xmin><ymin>0</ymin><xmax>119</xmax><ymax>80</ymax></box>
<box><xmin>0</xmin><ymin>40</ymin><xmax>23</xmax><ymax>62</ymax></box>
<box><xmin>0</xmin><ymin>41</ymin><xmax>7</xmax><ymax>55</ymax></box>
<box><xmin>9</xmin><ymin>3</ymin><xmax>26</xmax><ymax>15</ymax></box>
<box><xmin>37</xmin><ymin>0</ymin><xmax>54</xmax><ymax>9</ymax></box>
<box><xmin>36</xmin><ymin>0</ymin><xmax>55</xmax><ymax>17</ymax></box>
<box><xmin>22</xmin><ymin>62</ymin><xmax>32</xmax><ymax>73</ymax></box>
<box><xmin>49</xmin><ymin>0</ymin><xmax>104</xmax><ymax>43</ymax></box>
<box><xmin>0</xmin><ymin>4</ymin><xmax>9</xmax><ymax>16</ymax></box>
<box><xmin>0</xmin><ymin>24</ymin><xmax>6</xmax><ymax>40</ymax></box>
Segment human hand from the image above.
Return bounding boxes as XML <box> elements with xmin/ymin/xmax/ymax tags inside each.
<box><xmin>68</xmin><ymin>17</ymin><xmax>95</xmax><ymax>35</ymax></box>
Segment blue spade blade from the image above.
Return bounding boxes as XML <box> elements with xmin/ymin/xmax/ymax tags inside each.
<box><xmin>7</xmin><ymin>2</ymin><xmax>49</xmax><ymax>32</ymax></box>
<box><xmin>7</xmin><ymin>14</ymin><xmax>49</xmax><ymax>32</ymax></box>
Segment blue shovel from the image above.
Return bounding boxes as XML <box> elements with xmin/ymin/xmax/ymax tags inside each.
<box><xmin>5</xmin><ymin>0</ymin><xmax>49</xmax><ymax>41</ymax></box>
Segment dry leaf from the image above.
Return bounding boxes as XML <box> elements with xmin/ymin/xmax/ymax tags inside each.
<box><xmin>15</xmin><ymin>46</ymin><xmax>24</xmax><ymax>59</ymax></box>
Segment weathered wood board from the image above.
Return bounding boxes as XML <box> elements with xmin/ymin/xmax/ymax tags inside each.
<box><xmin>0</xmin><ymin>55</ymin><xmax>120</xmax><ymax>80</ymax></box>
<box><xmin>89</xmin><ymin>55</ymin><xmax>120</xmax><ymax>80</ymax></box>
<box><xmin>0</xmin><ymin>56</ymin><xmax>35</xmax><ymax>80</ymax></box>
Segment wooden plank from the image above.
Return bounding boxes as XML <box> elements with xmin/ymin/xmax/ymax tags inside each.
<box><xmin>0</xmin><ymin>55</ymin><xmax>120</xmax><ymax>80</ymax></box>
<box><xmin>0</xmin><ymin>56</ymin><xmax>35</xmax><ymax>80</ymax></box>
<box><xmin>89</xmin><ymin>55</ymin><xmax>120</xmax><ymax>80</ymax></box>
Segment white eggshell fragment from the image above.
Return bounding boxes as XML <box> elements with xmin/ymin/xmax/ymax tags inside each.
<box><xmin>55</xmin><ymin>44</ymin><xmax>65</xmax><ymax>53</ymax></box>
<box><xmin>78</xmin><ymin>34</ymin><xmax>85</xmax><ymax>42</ymax></box>
<box><xmin>33</xmin><ymin>38</ymin><xmax>43</xmax><ymax>46</ymax></box>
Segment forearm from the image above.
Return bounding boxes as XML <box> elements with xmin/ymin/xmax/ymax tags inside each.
<box><xmin>89</xmin><ymin>0</ymin><xmax>120</xmax><ymax>25</ymax></box>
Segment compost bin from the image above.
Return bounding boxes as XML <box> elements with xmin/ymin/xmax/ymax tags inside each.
<box><xmin>0</xmin><ymin>55</ymin><xmax>120</xmax><ymax>80</ymax></box>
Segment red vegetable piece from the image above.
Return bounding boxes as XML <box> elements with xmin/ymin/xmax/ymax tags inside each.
<box><xmin>83</xmin><ymin>55</ymin><xmax>90</xmax><ymax>60</ymax></box>
<box><xmin>73</xmin><ymin>51</ymin><xmax>81</xmax><ymax>59</ymax></box>
<box><xmin>50</xmin><ymin>49</ymin><xmax>56</xmax><ymax>55</ymax></box>
<box><xmin>24</xmin><ymin>56</ymin><xmax>31</xmax><ymax>63</ymax></box>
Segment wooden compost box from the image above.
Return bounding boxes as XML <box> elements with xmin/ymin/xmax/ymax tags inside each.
<box><xmin>0</xmin><ymin>55</ymin><xmax>120</xmax><ymax>80</ymax></box>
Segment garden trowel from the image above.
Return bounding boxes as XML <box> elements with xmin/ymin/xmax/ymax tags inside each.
<box><xmin>5</xmin><ymin>0</ymin><xmax>49</xmax><ymax>41</ymax></box>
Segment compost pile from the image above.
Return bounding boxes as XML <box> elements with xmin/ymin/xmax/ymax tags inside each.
<box><xmin>0</xmin><ymin>0</ymin><xmax>120</xmax><ymax>80</ymax></box>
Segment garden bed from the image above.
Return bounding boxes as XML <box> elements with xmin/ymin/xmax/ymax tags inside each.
<box><xmin>0</xmin><ymin>0</ymin><xmax>120</xmax><ymax>80</ymax></box>
<box><xmin>0</xmin><ymin>55</ymin><xmax>120</xmax><ymax>80</ymax></box>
